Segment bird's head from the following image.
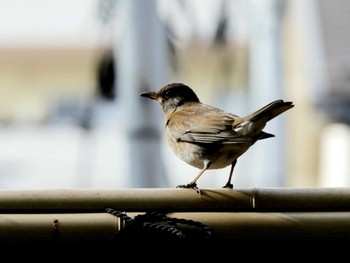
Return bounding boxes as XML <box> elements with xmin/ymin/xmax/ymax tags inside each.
<box><xmin>140</xmin><ymin>83</ymin><xmax>200</xmax><ymax>114</ymax></box>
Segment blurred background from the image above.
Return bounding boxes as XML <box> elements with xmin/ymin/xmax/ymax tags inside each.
<box><xmin>0</xmin><ymin>0</ymin><xmax>349</xmax><ymax>189</ymax></box>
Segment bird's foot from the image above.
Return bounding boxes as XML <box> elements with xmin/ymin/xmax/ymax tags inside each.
<box><xmin>177</xmin><ymin>183</ymin><xmax>201</xmax><ymax>196</ymax></box>
<box><xmin>223</xmin><ymin>183</ymin><xmax>234</xmax><ymax>189</ymax></box>
<box><xmin>176</xmin><ymin>182</ymin><xmax>197</xmax><ymax>189</ymax></box>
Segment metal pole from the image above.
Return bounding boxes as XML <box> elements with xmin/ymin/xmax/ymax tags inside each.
<box><xmin>114</xmin><ymin>0</ymin><xmax>168</xmax><ymax>187</ymax></box>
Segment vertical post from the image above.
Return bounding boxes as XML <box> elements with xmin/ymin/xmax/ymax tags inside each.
<box><xmin>114</xmin><ymin>0</ymin><xmax>168</xmax><ymax>187</ymax></box>
<box><xmin>247</xmin><ymin>0</ymin><xmax>286</xmax><ymax>186</ymax></box>
<box><xmin>319</xmin><ymin>123</ymin><xmax>350</xmax><ymax>187</ymax></box>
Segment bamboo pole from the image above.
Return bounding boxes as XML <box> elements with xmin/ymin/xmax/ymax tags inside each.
<box><xmin>0</xmin><ymin>188</ymin><xmax>253</xmax><ymax>212</ymax></box>
<box><xmin>0</xmin><ymin>213</ymin><xmax>117</xmax><ymax>244</ymax></box>
<box><xmin>0</xmin><ymin>212</ymin><xmax>349</xmax><ymax>244</ymax></box>
<box><xmin>0</xmin><ymin>187</ymin><xmax>349</xmax><ymax>212</ymax></box>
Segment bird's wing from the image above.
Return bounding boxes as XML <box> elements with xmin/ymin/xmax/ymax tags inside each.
<box><xmin>166</xmin><ymin>104</ymin><xmax>253</xmax><ymax>144</ymax></box>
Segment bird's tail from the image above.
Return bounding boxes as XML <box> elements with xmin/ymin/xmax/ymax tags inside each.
<box><xmin>247</xmin><ymin>100</ymin><xmax>294</xmax><ymax>123</ymax></box>
<box><xmin>233</xmin><ymin>100</ymin><xmax>294</xmax><ymax>139</ymax></box>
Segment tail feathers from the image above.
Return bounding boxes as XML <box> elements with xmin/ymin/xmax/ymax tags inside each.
<box><xmin>248</xmin><ymin>100</ymin><xmax>294</xmax><ymax>123</ymax></box>
<box><xmin>258</xmin><ymin>131</ymin><xmax>275</xmax><ymax>140</ymax></box>
<box><xmin>233</xmin><ymin>99</ymin><xmax>293</xmax><ymax>139</ymax></box>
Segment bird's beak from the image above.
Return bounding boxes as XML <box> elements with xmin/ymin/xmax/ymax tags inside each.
<box><xmin>140</xmin><ymin>91</ymin><xmax>158</xmax><ymax>100</ymax></box>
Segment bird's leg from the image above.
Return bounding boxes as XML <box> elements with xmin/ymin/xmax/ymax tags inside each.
<box><xmin>223</xmin><ymin>159</ymin><xmax>237</xmax><ymax>189</ymax></box>
<box><xmin>177</xmin><ymin>160</ymin><xmax>211</xmax><ymax>194</ymax></box>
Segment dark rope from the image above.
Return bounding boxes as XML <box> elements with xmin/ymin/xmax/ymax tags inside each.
<box><xmin>105</xmin><ymin>208</ymin><xmax>212</xmax><ymax>242</ymax></box>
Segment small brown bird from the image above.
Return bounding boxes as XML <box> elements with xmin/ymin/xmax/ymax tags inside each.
<box><xmin>140</xmin><ymin>83</ymin><xmax>294</xmax><ymax>190</ymax></box>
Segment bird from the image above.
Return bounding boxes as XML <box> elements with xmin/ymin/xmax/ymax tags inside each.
<box><xmin>140</xmin><ymin>83</ymin><xmax>294</xmax><ymax>191</ymax></box>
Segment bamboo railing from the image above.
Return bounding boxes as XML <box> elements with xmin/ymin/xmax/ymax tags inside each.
<box><xmin>0</xmin><ymin>187</ymin><xmax>349</xmax><ymax>246</ymax></box>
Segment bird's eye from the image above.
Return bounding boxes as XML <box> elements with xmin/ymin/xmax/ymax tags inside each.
<box><xmin>164</xmin><ymin>90</ymin><xmax>172</xmax><ymax>98</ymax></box>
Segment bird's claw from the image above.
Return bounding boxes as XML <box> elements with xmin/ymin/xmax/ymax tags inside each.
<box><xmin>223</xmin><ymin>183</ymin><xmax>234</xmax><ymax>189</ymax></box>
<box><xmin>176</xmin><ymin>182</ymin><xmax>197</xmax><ymax>189</ymax></box>
<box><xmin>176</xmin><ymin>183</ymin><xmax>201</xmax><ymax>196</ymax></box>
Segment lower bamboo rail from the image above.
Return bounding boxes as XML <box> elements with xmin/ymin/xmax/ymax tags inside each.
<box><xmin>0</xmin><ymin>211</ymin><xmax>349</xmax><ymax>243</ymax></box>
